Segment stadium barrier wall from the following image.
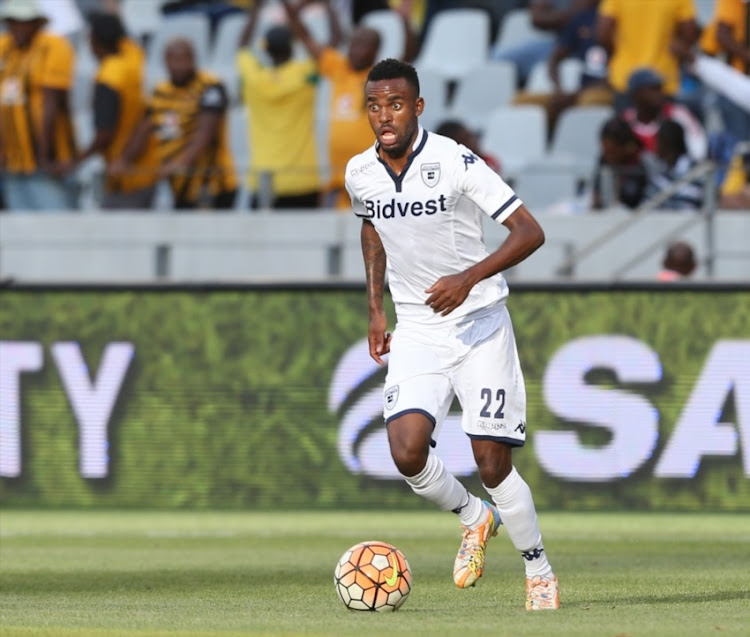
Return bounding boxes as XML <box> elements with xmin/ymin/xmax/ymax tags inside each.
<box><xmin>1</xmin><ymin>284</ymin><xmax>748</xmax><ymax>511</ymax></box>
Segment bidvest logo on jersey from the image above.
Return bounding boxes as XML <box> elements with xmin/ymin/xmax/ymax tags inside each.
<box><xmin>361</xmin><ymin>194</ymin><xmax>448</xmax><ymax>219</ymax></box>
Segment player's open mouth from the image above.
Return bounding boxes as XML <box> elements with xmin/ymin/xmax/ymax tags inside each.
<box><xmin>380</xmin><ymin>129</ymin><xmax>397</xmax><ymax>145</ymax></box>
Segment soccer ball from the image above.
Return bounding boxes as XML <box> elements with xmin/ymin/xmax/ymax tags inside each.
<box><xmin>334</xmin><ymin>540</ymin><xmax>412</xmax><ymax>612</ymax></box>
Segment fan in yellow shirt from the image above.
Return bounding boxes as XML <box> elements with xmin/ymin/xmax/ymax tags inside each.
<box><xmin>236</xmin><ymin>0</ymin><xmax>321</xmax><ymax>209</ymax></box>
<box><xmin>282</xmin><ymin>0</ymin><xmax>407</xmax><ymax>210</ymax></box>
<box><xmin>596</xmin><ymin>0</ymin><xmax>698</xmax><ymax>103</ymax></box>
<box><xmin>0</xmin><ymin>0</ymin><xmax>77</xmax><ymax>210</ymax></box>
<box><xmin>74</xmin><ymin>12</ymin><xmax>159</xmax><ymax>209</ymax></box>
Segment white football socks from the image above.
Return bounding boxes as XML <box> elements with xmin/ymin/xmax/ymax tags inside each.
<box><xmin>403</xmin><ymin>452</ymin><xmax>484</xmax><ymax>528</ymax></box>
<box><xmin>484</xmin><ymin>466</ymin><xmax>553</xmax><ymax>578</ymax></box>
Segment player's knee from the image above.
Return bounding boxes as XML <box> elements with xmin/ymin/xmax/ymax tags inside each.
<box><xmin>388</xmin><ymin>423</ymin><xmax>430</xmax><ymax>476</ymax></box>
<box><xmin>474</xmin><ymin>444</ymin><xmax>513</xmax><ymax>488</ymax></box>
<box><xmin>389</xmin><ymin>439</ymin><xmax>429</xmax><ymax>476</ymax></box>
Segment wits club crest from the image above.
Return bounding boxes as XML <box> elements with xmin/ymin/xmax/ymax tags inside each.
<box><xmin>384</xmin><ymin>385</ymin><xmax>399</xmax><ymax>410</ymax></box>
<box><xmin>421</xmin><ymin>163</ymin><xmax>440</xmax><ymax>187</ymax></box>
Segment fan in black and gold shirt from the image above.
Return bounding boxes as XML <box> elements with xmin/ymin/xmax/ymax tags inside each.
<box><xmin>116</xmin><ymin>38</ymin><xmax>237</xmax><ymax>209</ymax></box>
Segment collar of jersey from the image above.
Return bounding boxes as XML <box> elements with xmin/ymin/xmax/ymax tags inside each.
<box><xmin>374</xmin><ymin>126</ymin><xmax>428</xmax><ymax>193</ymax></box>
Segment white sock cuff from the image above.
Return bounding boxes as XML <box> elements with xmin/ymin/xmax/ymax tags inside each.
<box><xmin>485</xmin><ymin>466</ymin><xmax>520</xmax><ymax>506</ymax></box>
<box><xmin>403</xmin><ymin>451</ymin><xmax>442</xmax><ymax>487</ymax></box>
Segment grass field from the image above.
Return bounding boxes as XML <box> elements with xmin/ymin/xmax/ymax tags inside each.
<box><xmin>1</xmin><ymin>511</ymin><xmax>749</xmax><ymax>637</ymax></box>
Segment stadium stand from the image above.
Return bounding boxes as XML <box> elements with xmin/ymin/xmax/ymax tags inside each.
<box><xmin>444</xmin><ymin>61</ymin><xmax>517</xmax><ymax>132</ymax></box>
<box><xmin>1</xmin><ymin>0</ymin><xmax>748</xmax><ymax>282</ymax></box>
<box><xmin>413</xmin><ymin>8</ymin><xmax>491</xmax><ymax>80</ymax></box>
<box><xmin>360</xmin><ymin>8</ymin><xmax>407</xmax><ymax>61</ymax></box>
<box><xmin>482</xmin><ymin>105</ymin><xmax>548</xmax><ymax>178</ymax></box>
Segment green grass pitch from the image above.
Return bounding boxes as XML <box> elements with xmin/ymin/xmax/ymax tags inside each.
<box><xmin>1</xmin><ymin>511</ymin><xmax>748</xmax><ymax>636</ymax></box>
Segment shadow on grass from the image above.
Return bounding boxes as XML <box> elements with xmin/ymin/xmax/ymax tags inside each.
<box><xmin>0</xmin><ymin>568</ymin><xmax>308</xmax><ymax>595</ymax></box>
<box><xmin>581</xmin><ymin>589</ymin><xmax>750</xmax><ymax>606</ymax></box>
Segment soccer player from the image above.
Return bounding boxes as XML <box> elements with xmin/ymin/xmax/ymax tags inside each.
<box><xmin>345</xmin><ymin>58</ymin><xmax>559</xmax><ymax>611</ymax></box>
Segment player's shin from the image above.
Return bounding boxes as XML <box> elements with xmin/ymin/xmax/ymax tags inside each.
<box><xmin>403</xmin><ymin>452</ymin><xmax>484</xmax><ymax>527</ymax></box>
<box><xmin>483</xmin><ymin>466</ymin><xmax>553</xmax><ymax>578</ymax></box>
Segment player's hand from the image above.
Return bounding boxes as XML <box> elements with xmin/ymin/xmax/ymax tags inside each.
<box><xmin>368</xmin><ymin>312</ymin><xmax>391</xmax><ymax>366</ymax></box>
<box><xmin>425</xmin><ymin>272</ymin><xmax>474</xmax><ymax>316</ymax></box>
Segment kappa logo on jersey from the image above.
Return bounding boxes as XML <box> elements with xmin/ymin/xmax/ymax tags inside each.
<box><xmin>420</xmin><ymin>162</ymin><xmax>440</xmax><ymax>188</ymax></box>
<box><xmin>360</xmin><ymin>195</ymin><xmax>448</xmax><ymax>219</ymax></box>
<box><xmin>350</xmin><ymin>159</ymin><xmax>377</xmax><ymax>177</ymax></box>
<box><xmin>462</xmin><ymin>153</ymin><xmax>478</xmax><ymax>170</ymax></box>
<box><xmin>385</xmin><ymin>386</ymin><xmax>399</xmax><ymax>410</ymax></box>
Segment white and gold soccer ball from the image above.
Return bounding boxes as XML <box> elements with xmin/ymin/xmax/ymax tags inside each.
<box><xmin>333</xmin><ymin>540</ymin><xmax>412</xmax><ymax>612</ymax></box>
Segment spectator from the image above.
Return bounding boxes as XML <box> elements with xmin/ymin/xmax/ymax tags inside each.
<box><xmin>657</xmin><ymin>240</ymin><xmax>697</xmax><ymax>280</ymax></box>
<box><xmin>673</xmin><ymin>42</ymin><xmax>750</xmax><ymax>114</ymax></box>
<box><xmin>592</xmin><ymin>116</ymin><xmax>648</xmax><ymax>209</ymax></box>
<box><xmin>492</xmin><ymin>0</ymin><xmax>599</xmax><ymax>87</ymax></box>
<box><xmin>75</xmin><ymin>12</ymin><xmax>158</xmax><ymax>209</ymax></box>
<box><xmin>621</xmin><ymin>68</ymin><xmax>707</xmax><ymax>161</ymax></box>
<box><xmin>435</xmin><ymin>120</ymin><xmax>501</xmax><ymax>174</ymax></box>
<box><xmin>647</xmin><ymin>120</ymin><xmax>703</xmax><ymax>210</ymax></box>
<box><xmin>0</xmin><ymin>0</ymin><xmax>77</xmax><ymax>210</ymax></box>
<box><xmin>596</xmin><ymin>0</ymin><xmax>698</xmax><ymax>110</ymax></box>
<box><xmin>283</xmin><ymin>0</ymin><xmax>393</xmax><ymax>208</ymax></box>
<box><xmin>236</xmin><ymin>0</ymin><xmax>320</xmax><ymax>209</ymax></box>
<box><xmin>114</xmin><ymin>38</ymin><xmax>237</xmax><ymax>210</ymax></box>
<box><xmin>513</xmin><ymin>1</ymin><xmax>612</xmax><ymax>137</ymax></box>
<box><xmin>699</xmin><ymin>0</ymin><xmax>750</xmax><ymax>143</ymax></box>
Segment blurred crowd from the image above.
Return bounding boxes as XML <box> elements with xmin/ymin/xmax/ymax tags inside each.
<box><xmin>0</xmin><ymin>0</ymin><xmax>749</xmax><ymax>213</ymax></box>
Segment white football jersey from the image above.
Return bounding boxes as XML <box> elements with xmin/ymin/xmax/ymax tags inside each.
<box><xmin>345</xmin><ymin>127</ymin><xmax>523</xmax><ymax>326</ymax></box>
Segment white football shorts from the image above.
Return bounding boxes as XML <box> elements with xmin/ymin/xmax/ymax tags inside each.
<box><xmin>383</xmin><ymin>303</ymin><xmax>527</xmax><ymax>447</ymax></box>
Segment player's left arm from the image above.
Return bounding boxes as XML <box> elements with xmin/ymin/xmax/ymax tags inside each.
<box><xmin>425</xmin><ymin>147</ymin><xmax>544</xmax><ymax>316</ymax></box>
<box><xmin>425</xmin><ymin>206</ymin><xmax>544</xmax><ymax>316</ymax></box>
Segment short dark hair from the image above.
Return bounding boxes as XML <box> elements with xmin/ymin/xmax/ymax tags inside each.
<box><xmin>89</xmin><ymin>12</ymin><xmax>125</xmax><ymax>49</ymax></box>
<box><xmin>264</xmin><ymin>25</ymin><xmax>292</xmax><ymax>60</ymax></box>
<box><xmin>366</xmin><ymin>58</ymin><xmax>419</xmax><ymax>96</ymax></box>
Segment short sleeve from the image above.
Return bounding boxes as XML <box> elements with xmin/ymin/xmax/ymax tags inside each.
<box><xmin>454</xmin><ymin>144</ymin><xmax>522</xmax><ymax>223</ymax></box>
<box><xmin>597</xmin><ymin>0</ymin><xmax>619</xmax><ymax>19</ymax></box>
<box><xmin>199</xmin><ymin>82</ymin><xmax>228</xmax><ymax>112</ymax></box>
<box><xmin>318</xmin><ymin>47</ymin><xmax>346</xmax><ymax>78</ymax></box>
<box><xmin>236</xmin><ymin>49</ymin><xmax>260</xmax><ymax>83</ymax></box>
<box><xmin>95</xmin><ymin>58</ymin><xmax>121</xmax><ymax>92</ymax></box>
<box><xmin>345</xmin><ymin>176</ymin><xmax>367</xmax><ymax>217</ymax></box>
<box><xmin>40</xmin><ymin>36</ymin><xmax>74</xmax><ymax>90</ymax></box>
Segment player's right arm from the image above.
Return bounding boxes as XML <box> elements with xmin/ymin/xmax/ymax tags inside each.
<box><xmin>361</xmin><ymin>219</ymin><xmax>391</xmax><ymax>366</ymax></box>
